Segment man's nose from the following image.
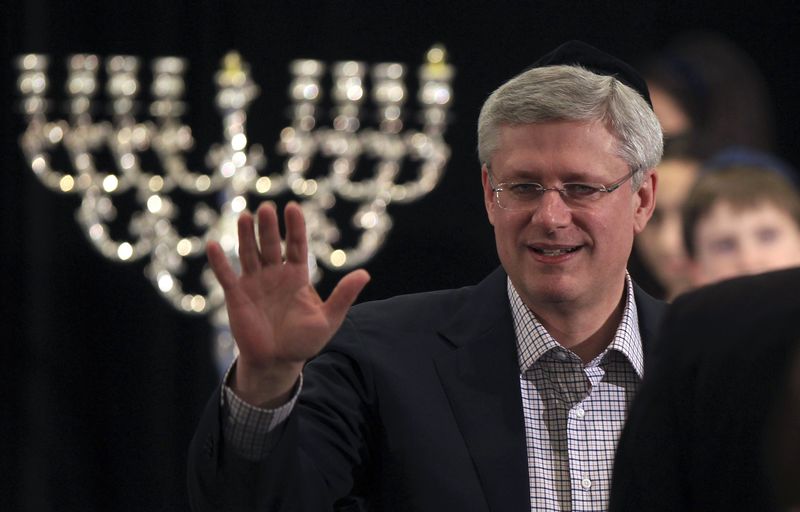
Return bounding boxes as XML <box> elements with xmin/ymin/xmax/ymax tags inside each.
<box><xmin>530</xmin><ymin>189</ymin><xmax>572</xmax><ymax>229</ymax></box>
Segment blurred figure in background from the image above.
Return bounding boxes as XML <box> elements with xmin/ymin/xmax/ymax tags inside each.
<box><xmin>631</xmin><ymin>31</ymin><xmax>779</xmax><ymax>299</ymax></box>
<box><xmin>634</xmin><ymin>137</ymin><xmax>702</xmax><ymax>300</ymax></box>
<box><xmin>642</xmin><ymin>31</ymin><xmax>776</xmax><ymax>154</ymax></box>
<box><xmin>682</xmin><ymin>152</ymin><xmax>800</xmax><ymax>286</ymax></box>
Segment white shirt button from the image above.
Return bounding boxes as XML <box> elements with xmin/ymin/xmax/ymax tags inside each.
<box><xmin>575</xmin><ymin>407</ymin><xmax>585</xmax><ymax>419</ymax></box>
<box><xmin>581</xmin><ymin>477</ymin><xmax>592</xmax><ymax>490</ymax></box>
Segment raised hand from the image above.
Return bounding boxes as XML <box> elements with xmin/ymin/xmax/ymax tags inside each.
<box><xmin>207</xmin><ymin>201</ymin><xmax>370</xmax><ymax>407</ymax></box>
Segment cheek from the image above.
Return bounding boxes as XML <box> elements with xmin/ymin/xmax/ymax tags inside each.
<box><xmin>585</xmin><ymin>212</ymin><xmax>616</xmax><ymax>242</ymax></box>
<box><xmin>492</xmin><ymin>213</ymin><xmax>533</xmax><ymax>249</ymax></box>
<box><xmin>771</xmin><ymin>228</ymin><xmax>800</xmax><ymax>247</ymax></box>
<box><xmin>768</xmin><ymin>234</ymin><xmax>800</xmax><ymax>262</ymax></box>
<box><xmin>594</xmin><ymin>209</ymin><xmax>637</xmax><ymax>256</ymax></box>
<box><xmin>494</xmin><ymin>215</ymin><xmax>523</xmax><ymax>237</ymax></box>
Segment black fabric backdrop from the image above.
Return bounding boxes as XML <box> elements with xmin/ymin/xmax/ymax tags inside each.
<box><xmin>3</xmin><ymin>1</ymin><xmax>799</xmax><ymax>510</ymax></box>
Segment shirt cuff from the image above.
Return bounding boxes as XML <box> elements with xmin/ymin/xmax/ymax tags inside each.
<box><xmin>221</xmin><ymin>360</ymin><xmax>303</xmax><ymax>460</ymax></box>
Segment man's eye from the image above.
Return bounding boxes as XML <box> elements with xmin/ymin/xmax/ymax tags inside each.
<box><xmin>564</xmin><ymin>183</ymin><xmax>600</xmax><ymax>198</ymax></box>
<box><xmin>508</xmin><ymin>183</ymin><xmax>542</xmax><ymax>196</ymax></box>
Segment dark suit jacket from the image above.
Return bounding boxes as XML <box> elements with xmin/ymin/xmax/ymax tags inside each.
<box><xmin>188</xmin><ymin>267</ymin><xmax>666</xmax><ymax>511</ymax></box>
<box><xmin>610</xmin><ymin>268</ymin><xmax>800</xmax><ymax>512</ymax></box>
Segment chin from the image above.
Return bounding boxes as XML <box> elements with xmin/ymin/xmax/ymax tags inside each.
<box><xmin>517</xmin><ymin>277</ymin><xmax>580</xmax><ymax>306</ymax></box>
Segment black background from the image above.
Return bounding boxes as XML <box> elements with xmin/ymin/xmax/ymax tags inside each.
<box><xmin>3</xmin><ymin>1</ymin><xmax>799</xmax><ymax>510</ymax></box>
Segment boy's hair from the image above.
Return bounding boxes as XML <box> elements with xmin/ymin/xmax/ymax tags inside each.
<box><xmin>682</xmin><ymin>166</ymin><xmax>800</xmax><ymax>258</ymax></box>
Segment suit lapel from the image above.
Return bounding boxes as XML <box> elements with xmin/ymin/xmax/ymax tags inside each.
<box><xmin>632</xmin><ymin>282</ymin><xmax>667</xmax><ymax>362</ymax></box>
<box><xmin>434</xmin><ymin>268</ymin><xmax>529</xmax><ymax>511</ymax></box>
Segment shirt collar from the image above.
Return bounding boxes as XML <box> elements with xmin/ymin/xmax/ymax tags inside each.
<box><xmin>508</xmin><ymin>273</ymin><xmax>644</xmax><ymax>378</ymax></box>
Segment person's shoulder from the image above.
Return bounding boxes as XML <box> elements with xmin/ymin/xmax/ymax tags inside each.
<box><xmin>348</xmin><ymin>266</ymin><xmax>507</xmax><ymax>331</ymax></box>
<box><xmin>645</xmin><ymin>268</ymin><xmax>800</xmax><ymax>378</ymax></box>
<box><xmin>350</xmin><ymin>282</ymin><xmax>480</xmax><ymax>327</ymax></box>
<box><xmin>671</xmin><ymin>267</ymin><xmax>800</xmax><ymax>318</ymax></box>
<box><xmin>656</xmin><ymin>267</ymin><xmax>800</xmax><ymax>356</ymax></box>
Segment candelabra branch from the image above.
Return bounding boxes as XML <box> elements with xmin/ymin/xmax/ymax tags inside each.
<box><xmin>16</xmin><ymin>46</ymin><xmax>454</xmax><ymax>322</ymax></box>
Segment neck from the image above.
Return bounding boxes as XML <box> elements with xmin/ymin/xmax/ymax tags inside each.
<box><xmin>523</xmin><ymin>281</ymin><xmax>627</xmax><ymax>363</ymax></box>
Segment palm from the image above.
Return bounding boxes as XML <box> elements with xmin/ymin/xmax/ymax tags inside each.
<box><xmin>207</xmin><ymin>202</ymin><xmax>369</xmax><ymax>403</ymax></box>
<box><xmin>231</xmin><ymin>257</ymin><xmax>335</xmax><ymax>365</ymax></box>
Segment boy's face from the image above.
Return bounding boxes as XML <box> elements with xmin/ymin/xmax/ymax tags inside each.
<box><xmin>692</xmin><ymin>200</ymin><xmax>800</xmax><ymax>286</ymax></box>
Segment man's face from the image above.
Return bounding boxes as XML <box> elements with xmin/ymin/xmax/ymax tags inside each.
<box><xmin>482</xmin><ymin>120</ymin><xmax>656</xmax><ymax>311</ymax></box>
<box><xmin>692</xmin><ymin>201</ymin><xmax>800</xmax><ymax>285</ymax></box>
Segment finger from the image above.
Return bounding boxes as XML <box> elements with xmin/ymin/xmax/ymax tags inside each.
<box><xmin>322</xmin><ymin>269</ymin><xmax>371</xmax><ymax>326</ymax></box>
<box><xmin>284</xmin><ymin>202</ymin><xmax>308</xmax><ymax>265</ymax></box>
<box><xmin>256</xmin><ymin>202</ymin><xmax>282</xmax><ymax>266</ymax></box>
<box><xmin>206</xmin><ymin>241</ymin><xmax>239</xmax><ymax>291</ymax></box>
<box><xmin>207</xmin><ymin>241</ymin><xmax>254</xmax><ymax>311</ymax></box>
<box><xmin>237</xmin><ymin>211</ymin><xmax>260</xmax><ymax>275</ymax></box>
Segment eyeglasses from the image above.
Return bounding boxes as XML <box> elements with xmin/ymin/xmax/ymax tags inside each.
<box><xmin>487</xmin><ymin>168</ymin><xmax>636</xmax><ymax>210</ymax></box>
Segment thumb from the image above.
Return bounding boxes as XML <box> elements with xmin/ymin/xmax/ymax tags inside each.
<box><xmin>322</xmin><ymin>269</ymin><xmax>371</xmax><ymax>327</ymax></box>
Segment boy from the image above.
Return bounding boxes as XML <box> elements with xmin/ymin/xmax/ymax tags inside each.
<box><xmin>682</xmin><ymin>163</ymin><xmax>800</xmax><ymax>286</ymax></box>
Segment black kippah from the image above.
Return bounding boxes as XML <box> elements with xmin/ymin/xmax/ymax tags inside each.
<box><xmin>528</xmin><ymin>40</ymin><xmax>653</xmax><ymax>108</ymax></box>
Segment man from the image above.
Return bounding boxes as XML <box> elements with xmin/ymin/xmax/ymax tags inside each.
<box><xmin>188</xmin><ymin>41</ymin><xmax>664</xmax><ymax>511</ymax></box>
<box><xmin>610</xmin><ymin>268</ymin><xmax>800</xmax><ymax>511</ymax></box>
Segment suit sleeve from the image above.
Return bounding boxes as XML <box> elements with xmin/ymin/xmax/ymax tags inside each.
<box><xmin>187</xmin><ymin>316</ymin><xmax>377</xmax><ymax>511</ymax></box>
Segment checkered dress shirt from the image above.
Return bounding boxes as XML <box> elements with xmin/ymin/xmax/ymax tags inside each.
<box><xmin>223</xmin><ymin>275</ymin><xmax>644</xmax><ymax>511</ymax></box>
<box><xmin>509</xmin><ymin>275</ymin><xmax>643</xmax><ymax>511</ymax></box>
<box><xmin>222</xmin><ymin>367</ymin><xmax>300</xmax><ymax>459</ymax></box>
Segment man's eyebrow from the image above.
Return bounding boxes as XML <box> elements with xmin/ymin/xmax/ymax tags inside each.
<box><xmin>563</xmin><ymin>166</ymin><xmax>618</xmax><ymax>180</ymax></box>
<box><xmin>493</xmin><ymin>169</ymin><xmax>540</xmax><ymax>181</ymax></box>
<box><xmin>497</xmin><ymin>167</ymin><xmax>606</xmax><ymax>182</ymax></box>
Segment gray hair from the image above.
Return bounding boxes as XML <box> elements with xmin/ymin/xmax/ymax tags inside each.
<box><xmin>477</xmin><ymin>65</ymin><xmax>663</xmax><ymax>189</ymax></box>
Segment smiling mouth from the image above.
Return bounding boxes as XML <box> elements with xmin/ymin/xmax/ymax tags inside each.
<box><xmin>531</xmin><ymin>246</ymin><xmax>581</xmax><ymax>256</ymax></box>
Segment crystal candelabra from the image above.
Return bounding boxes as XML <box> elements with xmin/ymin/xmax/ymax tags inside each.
<box><xmin>16</xmin><ymin>46</ymin><xmax>454</xmax><ymax>369</ymax></box>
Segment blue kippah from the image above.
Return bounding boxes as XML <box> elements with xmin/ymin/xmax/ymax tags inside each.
<box><xmin>702</xmin><ymin>146</ymin><xmax>799</xmax><ymax>186</ymax></box>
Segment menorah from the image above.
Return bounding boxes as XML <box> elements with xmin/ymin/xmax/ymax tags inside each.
<box><xmin>16</xmin><ymin>46</ymin><xmax>453</xmax><ymax>368</ymax></box>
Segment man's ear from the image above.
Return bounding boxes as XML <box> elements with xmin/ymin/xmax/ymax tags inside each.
<box><xmin>633</xmin><ymin>169</ymin><xmax>657</xmax><ymax>234</ymax></box>
<box><xmin>482</xmin><ymin>164</ymin><xmax>497</xmax><ymax>226</ymax></box>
